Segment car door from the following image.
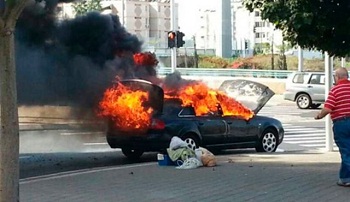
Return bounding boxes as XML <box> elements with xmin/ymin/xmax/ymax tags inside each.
<box><xmin>195</xmin><ymin>115</ymin><xmax>228</xmax><ymax>146</ymax></box>
<box><xmin>307</xmin><ymin>73</ymin><xmax>327</xmax><ymax>102</ymax></box>
<box><xmin>223</xmin><ymin>116</ymin><xmax>256</xmax><ymax>143</ymax></box>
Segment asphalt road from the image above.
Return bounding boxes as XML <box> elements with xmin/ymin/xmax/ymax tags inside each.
<box><xmin>19</xmin><ymin>97</ymin><xmax>328</xmax><ymax>179</ymax></box>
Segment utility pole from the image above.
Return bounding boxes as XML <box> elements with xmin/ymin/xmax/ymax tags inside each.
<box><xmin>298</xmin><ymin>46</ymin><xmax>304</xmax><ymax>71</ymax></box>
<box><xmin>170</xmin><ymin>0</ymin><xmax>176</xmax><ymax>72</ymax></box>
<box><xmin>271</xmin><ymin>33</ymin><xmax>274</xmax><ymax>70</ymax></box>
<box><xmin>341</xmin><ymin>57</ymin><xmax>346</xmax><ymax>67</ymax></box>
<box><xmin>121</xmin><ymin>0</ymin><xmax>125</xmax><ymax>26</ymax></box>
<box><xmin>324</xmin><ymin>52</ymin><xmax>333</xmax><ymax>151</ymax></box>
<box><xmin>193</xmin><ymin>35</ymin><xmax>198</xmax><ymax>68</ymax></box>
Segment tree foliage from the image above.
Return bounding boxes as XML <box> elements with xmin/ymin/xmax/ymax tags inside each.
<box><xmin>243</xmin><ymin>0</ymin><xmax>350</xmax><ymax>57</ymax></box>
<box><xmin>72</xmin><ymin>0</ymin><xmax>102</xmax><ymax>16</ymax></box>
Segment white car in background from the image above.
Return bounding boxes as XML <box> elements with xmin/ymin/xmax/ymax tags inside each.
<box><xmin>283</xmin><ymin>71</ymin><xmax>334</xmax><ymax>109</ymax></box>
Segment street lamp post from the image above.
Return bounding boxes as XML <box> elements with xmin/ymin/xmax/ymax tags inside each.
<box><xmin>324</xmin><ymin>52</ymin><xmax>334</xmax><ymax>151</ymax></box>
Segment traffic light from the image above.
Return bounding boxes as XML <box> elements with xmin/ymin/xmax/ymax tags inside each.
<box><xmin>167</xmin><ymin>31</ymin><xmax>176</xmax><ymax>48</ymax></box>
<box><xmin>176</xmin><ymin>31</ymin><xmax>185</xmax><ymax>48</ymax></box>
<box><xmin>244</xmin><ymin>41</ymin><xmax>248</xmax><ymax>50</ymax></box>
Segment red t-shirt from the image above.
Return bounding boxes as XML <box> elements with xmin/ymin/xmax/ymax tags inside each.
<box><xmin>324</xmin><ymin>79</ymin><xmax>350</xmax><ymax>121</ymax></box>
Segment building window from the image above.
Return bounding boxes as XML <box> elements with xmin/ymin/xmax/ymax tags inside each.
<box><xmin>135</xmin><ymin>17</ymin><xmax>141</xmax><ymax>19</ymax></box>
<box><xmin>255</xmin><ymin>11</ymin><xmax>260</xmax><ymax>17</ymax></box>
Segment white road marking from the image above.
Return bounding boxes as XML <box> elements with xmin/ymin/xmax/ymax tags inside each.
<box><xmin>19</xmin><ymin>156</ymin><xmax>32</xmax><ymax>159</ymax></box>
<box><xmin>60</xmin><ymin>132</ymin><xmax>105</xmax><ymax>136</ymax></box>
<box><xmin>83</xmin><ymin>142</ymin><xmax>108</xmax><ymax>146</ymax></box>
<box><xmin>284</xmin><ymin>136</ymin><xmax>325</xmax><ymax>140</ymax></box>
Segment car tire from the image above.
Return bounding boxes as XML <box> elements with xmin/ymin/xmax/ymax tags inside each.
<box><xmin>310</xmin><ymin>104</ymin><xmax>321</xmax><ymax>109</ymax></box>
<box><xmin>182</xmin><ymin>135</ymin><xmax>199</xmax><ymax>151</ymax></box>
<box><xmin>296</xmin><ymin>93</ymin><xmax>312</xmax><ymax>109</ymax></box>
<box><xmin>121</xmin><ymin>148</ymin><xmax>144</xmax><ymax>159</ymax></box>
<box><xmin>255</xmin><ymin>129</ymin><xmax>278</xmax><ymax>153</ymax></box>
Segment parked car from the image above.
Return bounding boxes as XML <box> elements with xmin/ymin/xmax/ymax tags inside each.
<box><xmin>283</xmin><ymin>71</ymin><xmax>334</xmax><ymax>109</ymax></box>
<box><xmin>106</xmin><ymin>79</ymin><xmax>284</xmax><ymax>159</ymax></box>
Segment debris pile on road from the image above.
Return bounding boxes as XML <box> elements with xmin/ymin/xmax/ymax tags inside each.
<box><xmin>158</xmin><ymin>136</ymin><xmax>216</xmax><ymax>169</ymax></box>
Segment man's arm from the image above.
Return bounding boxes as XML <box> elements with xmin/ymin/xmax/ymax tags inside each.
<box><xmin>314</xmin><ymin>107</ymin><xmax>332</xmax><ymax>119</ymax></box>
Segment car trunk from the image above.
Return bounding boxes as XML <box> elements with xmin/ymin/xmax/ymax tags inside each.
<box><xmin>108</xmin><ymin>79</ymin><xmax>164</xmax><ymax>135</ymax></box>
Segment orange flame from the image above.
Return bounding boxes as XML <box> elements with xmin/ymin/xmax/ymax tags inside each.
<box><xmin>98</xmin><ymin>82</ymin><xmax>153</xmax><ymax>132</ymax></box>
<box><xmin>133</xmin><ymin>52</ymin><xmax>158</xmax><ymax>66</ymax></box>
<box><xmin>165</xmin><ymin>82</ymin><xmax>254</xmax><ymax>120</ymax></box>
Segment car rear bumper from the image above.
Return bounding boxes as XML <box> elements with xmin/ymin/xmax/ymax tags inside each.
<box><xmin>283</xmin><ymin>91</ymin><xmax>295</xmax><ymax>101</ymax></box>
<box><xmin>106</xmin><ymin>131</ymin><xmax>172</xmax><ymax>152</ymax></box>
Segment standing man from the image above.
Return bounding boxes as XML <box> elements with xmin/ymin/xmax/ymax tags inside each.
<box><xmin>315</xmin><ymin>67</ymin><xmax>350</xmax><ymax>187</ymax></box>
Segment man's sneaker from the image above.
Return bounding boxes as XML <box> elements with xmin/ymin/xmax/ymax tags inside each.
<box><xmin>337</xmin><ymin>179</ymin><xmax>350</xmax><ymax>187</ymax></box>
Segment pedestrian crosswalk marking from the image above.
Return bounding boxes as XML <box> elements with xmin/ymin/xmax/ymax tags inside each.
<box><xmin>282</xmin><ymin>123</ymin><xmax>338</xmax><ymax>150</ymax></box>
<box><xmin>284</xmin><ymin>136</ymin><xmax>325</xmax><ymax>140</ymax></box>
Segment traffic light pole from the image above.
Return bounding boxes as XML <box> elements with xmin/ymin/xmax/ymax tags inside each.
<box><xmin>170</xmin><ymin>0</ymin><xmax>176</xmax><ymax>73</ymax></box>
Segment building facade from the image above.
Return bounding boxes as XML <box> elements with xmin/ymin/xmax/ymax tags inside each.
<box><xmin>195</xmin><ymin>0</ymin><xmax>283</xmax><ymax>56</ymax></box>
<box><xmin>57</xmin><ymin>0</ymin><xmax>178</xmax><ymax>49</ymax></box>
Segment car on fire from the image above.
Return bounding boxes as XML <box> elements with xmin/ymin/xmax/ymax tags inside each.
<box><xmin>106</xmin><ymin>79</ymin><xmax>284</xmax><ymax>159</ymax></box>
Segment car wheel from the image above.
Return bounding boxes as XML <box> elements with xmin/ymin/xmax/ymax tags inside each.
<box><xmin>121</xmin><ymin>148</ymin><xmax>144</xmax><ymax>159</ymax></box>
<box><xmin>296</xmin><ymin>93</ymin><xmax>312</xmax><ymax>109</ymax></box>
<box><xmin>256</xmin><ymin>129</ymin><xmax>278</xmax><ymax>152</ymax></box>
<box><xmin>310</xmin><ymin>104</ymin><xmax>321</xmax><ymax>109</ymax></box>
<box><xmin>182</xmin><ymin>135</ymin><xmax>199</xmax><ymax>151</ymax></box>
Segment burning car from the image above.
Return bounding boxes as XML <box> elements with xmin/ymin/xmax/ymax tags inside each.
<box><xmin>100</xmin><ymin>78</ymin><xmax>284</xmax><ymax>159</ymax></box>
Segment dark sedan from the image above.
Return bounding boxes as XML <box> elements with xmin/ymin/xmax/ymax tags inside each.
<box><xmin>106</xmin><ymin>79</ymin><xmax>284</xmax><ymax>159</ymax></box>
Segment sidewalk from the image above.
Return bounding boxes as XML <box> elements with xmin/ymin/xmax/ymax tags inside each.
<box><xmin>20</xmin><ymin>150</ymin><xmax>348</xmax><ymax>202</ymax></box>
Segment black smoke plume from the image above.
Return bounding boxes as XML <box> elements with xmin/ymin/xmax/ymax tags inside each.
<box><xmin>16</xmin><ymin>0</ymin><xmax>142</xmax><ymax>108</ymax></box>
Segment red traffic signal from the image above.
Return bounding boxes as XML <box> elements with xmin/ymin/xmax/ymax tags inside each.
<box><xmin>167</xmin><ymin>31</ymin><xmax>176</xmax><ymax>48</ymax></box>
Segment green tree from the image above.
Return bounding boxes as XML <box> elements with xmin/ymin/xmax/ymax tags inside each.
<box><xmin>0</xmin><ymin>0</ymin><xmax>29</xmax><ymax>201</ymax></box>
<box><xmin>72</xmin><ymin>0</ymin><xmax>103</xmax><ymax>16</ymax></box>
<box><xmin>243</xmin><ymin>0</ymin><xmax>350</xmax><ymax>57</ymax></box>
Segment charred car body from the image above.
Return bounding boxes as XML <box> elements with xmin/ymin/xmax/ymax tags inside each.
<box><xmin>106</xmin><ymin>79</ymin><xmax>284</xmax><ymax>159</ymax></box>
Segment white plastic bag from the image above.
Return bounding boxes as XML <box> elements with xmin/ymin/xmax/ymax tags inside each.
<box><xmin>175</xmin><ymin>157</ymin><xmax>202</xmax><ymax>169</ymax></box>
<box><xmin>169</xmin><ymin>136</ymin><xmax>188</xmax><ymax>150</ymax></box>
<box><xmin>195</xmin><ymin>148</ymin><xmax>202</xmax><ymax>161</ymax></box>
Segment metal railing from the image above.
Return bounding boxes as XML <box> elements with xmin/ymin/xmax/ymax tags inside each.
<box><xmin>157</xmin><ymin>67</ymin><xmax>294</xmax><ymax>79</ymax></box>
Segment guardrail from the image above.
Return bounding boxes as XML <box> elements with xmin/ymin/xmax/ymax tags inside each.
<box><xmin>157</xmin><ymin>67</ymin><xmax>294</xmax><ymax>79</ymax></box>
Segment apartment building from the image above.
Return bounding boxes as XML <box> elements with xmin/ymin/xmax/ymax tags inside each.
<box><xmin>195</xmin><ymin>0</ymin><xmax>283</xmax><ymax>55</ymax></box>
<box><xmin>57</xmin><ymin>0</ymin><xmax>178</xmax><ymax>48</ymax></box>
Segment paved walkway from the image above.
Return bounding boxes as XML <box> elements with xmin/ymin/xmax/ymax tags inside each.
<box><xmin>20</xmin><ymin>150</ymin><xmax>348</xmax><ymax>202</ymax></box>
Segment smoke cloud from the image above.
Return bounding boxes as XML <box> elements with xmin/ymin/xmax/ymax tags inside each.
<box><xmin>16</xmin><ymin>0</ymin><xmax>142</xmax><ymax>108</ymax></box>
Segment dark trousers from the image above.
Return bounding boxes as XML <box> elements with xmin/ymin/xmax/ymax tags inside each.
<box><xmin>333</xmin><ymin>118</ymin><xmax>350</xmax><ymax>182</ymax></box>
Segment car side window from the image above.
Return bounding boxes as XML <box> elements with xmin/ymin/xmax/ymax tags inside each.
<box><xmin>292</xmin><ymin>73</ymin><xmax>307</xmax><ymax>84</ymax></box>
<box><xmin>319</xmin><ymin>75</ymin><xmax>326</xmax><ymax>84</ymax></box>
<box><xmin>178</xmin><ymin>106</ymin><xmax>196</xmax><ymax>117</ymax></box>
<box><xmin>309</xmin><ymin>74</ymin><xmax>321</xmax><ymax>85</ymax></box>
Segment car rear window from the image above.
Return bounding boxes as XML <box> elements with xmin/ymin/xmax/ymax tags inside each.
<box><xmin>179</xmin><ymin>107</ymin><xmax>196</xmax><ymax>117</ymax></box>
<box><xmin>292</xmin><ymin>73</ymin><xmax>308</xmax><ymax>84</ymax></box>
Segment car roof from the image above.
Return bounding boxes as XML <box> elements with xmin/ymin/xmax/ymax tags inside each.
<box><xmin>292</xmin><ymin>71</ymin><xmax>325</xmax><ymax>74</ymax></box>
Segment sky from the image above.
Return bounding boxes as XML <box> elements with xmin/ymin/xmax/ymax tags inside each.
<box><xmin>175</xmin><ymin>0</ymin><xmax>215</xmax><ymax>37</ymax></box>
